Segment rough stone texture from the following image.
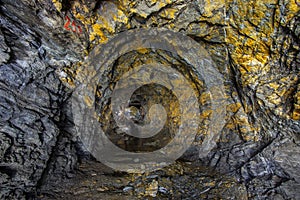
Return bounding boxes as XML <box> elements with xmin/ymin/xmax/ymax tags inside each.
<box><xmin>0</xmin><ymin>0</ymin><xmax>299</xmax><ymax>199</ymax></box>
<box><xmin>0</xmin><ymin>0</ymin><xmax>84</xmax><ymax>198</ymax></box>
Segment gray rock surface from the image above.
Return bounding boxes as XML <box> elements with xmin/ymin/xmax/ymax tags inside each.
<box><xmin>0</xmin><ymin>0</ymin><xmax>299</xmax><ymax>199</ymax></box>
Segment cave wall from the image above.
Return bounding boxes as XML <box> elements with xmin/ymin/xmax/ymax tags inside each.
<box><xmin>0</xmin><ymin>0</ymin><xmax>299</xmax><ymax>199</ymax></box>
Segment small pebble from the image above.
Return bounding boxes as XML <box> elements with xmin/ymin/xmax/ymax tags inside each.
<box><xmin>123</xmin><ymin>186</ymin><xmax>134</xmax><ymax>193</ymax></box>
<box><xmin>145</xmin><ymin>180</ymin><xmax>158</xmax><ymax>197</ymax></box>
<box><xmin>158</xmin><ymin>186</ymin><xmax>168</xmax><ymax>194</ymax></box>
<box><xmin>146</xmin><ymin>175</ymin><xmax>159</xmax><ymax>179</ymax></box>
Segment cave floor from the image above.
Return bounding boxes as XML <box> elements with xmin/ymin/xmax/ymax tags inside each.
<box><xmin>39</xmin><ymin>160</ymin><xmax>248</xmax><ymax>199</ymax></box>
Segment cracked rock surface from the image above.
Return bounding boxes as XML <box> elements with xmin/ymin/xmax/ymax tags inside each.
<box><xmin>0</xmin><ymin>0</ymin><xmax>299</xmax><ymax>199</ymax></box>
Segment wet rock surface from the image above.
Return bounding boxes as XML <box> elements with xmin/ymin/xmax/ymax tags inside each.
<box><xmin>0</xmin><ymin>0</ymin><xmax>299</xmax><ymax>199</ymax></box>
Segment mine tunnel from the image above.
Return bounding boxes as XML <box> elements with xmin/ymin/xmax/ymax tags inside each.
<box><xmin>0</xmin><ymin>0</ymin><xmax>300</xmax><ymax>199</ymax></box>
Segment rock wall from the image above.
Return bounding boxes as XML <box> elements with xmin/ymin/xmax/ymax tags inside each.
<box><xmin>0</xmin><ymin>0</ymin><xmax>299</xmax><ymax>199</ymax></box>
